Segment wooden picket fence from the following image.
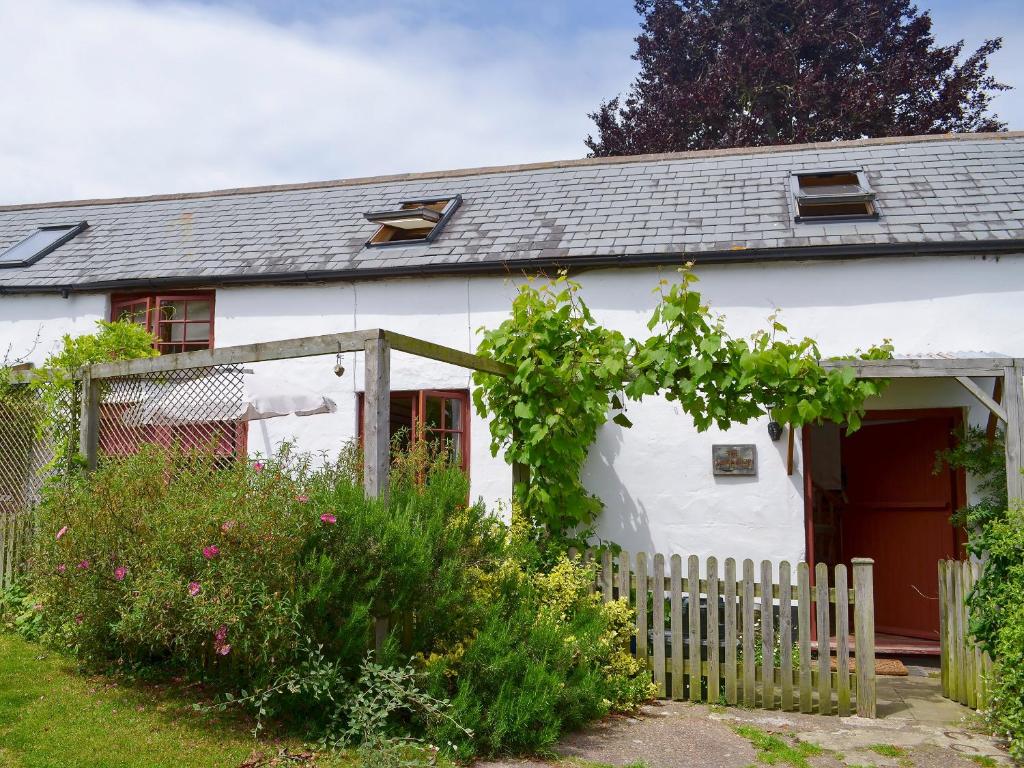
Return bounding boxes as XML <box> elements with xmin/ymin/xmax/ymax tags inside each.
<box><xmin>938</xmin><ymin>559</ymin><xmax>994</xmax><ymax>710</ymax></box>
<box><xmin>586</xmin><ymin>550</ymin><xmax>876</xmax><ymax>717</ymax></box>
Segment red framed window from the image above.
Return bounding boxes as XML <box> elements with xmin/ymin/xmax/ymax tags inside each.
<box><xmin>359</xmin><ymin>389</ymin><xmax>469</xmax><ymax>473</ymax></box>
<box><xmin>108</xmin><ymin>291</ymin><xmax>245</xmax><ymax>457</ymax></box>
<box><xmin>110</xmin><ymin>292</ymin><xmax>215</xmax><ymax>353</ymax></box>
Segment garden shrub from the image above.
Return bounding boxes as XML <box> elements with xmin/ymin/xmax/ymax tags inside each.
<box><xmin>423</xmin><ymin>551</ymin><xmax>653</xmax><ymax>759</ymax></box>
<box><xmin>26</xmin><ymin>443</ymin><xmax>651</xmax><ymax>757</ymax></box>
<box><xmin>938</xmin><ymin>429</ymin><xmax>1023</xmax><ymax>759</ymax></box>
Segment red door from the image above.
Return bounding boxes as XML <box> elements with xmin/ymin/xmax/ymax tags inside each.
<box><xmin>840</xmin><ymin>410</ymin><xmax>963</xmax><ymax>639</ymax></box>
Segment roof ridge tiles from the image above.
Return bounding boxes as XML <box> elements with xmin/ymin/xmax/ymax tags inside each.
<box><xmin>2</xmin><ymin>131</ymin><xmax>1022</xmax><ymax>213</ymax></box>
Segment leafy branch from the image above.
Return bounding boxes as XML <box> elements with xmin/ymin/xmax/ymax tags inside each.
<box><xmin>473</xmin><ymin>267</ymin><xmax>892</xmax><ymax>543</ymax></box>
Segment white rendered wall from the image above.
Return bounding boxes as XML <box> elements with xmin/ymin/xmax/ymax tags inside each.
<box><xmin>213</xmin><ymin>253</ymin><xmax>1024</xmax><ymax>567</ymax></box>
<box><xmin>4</xmin><ymin>252</ymin><xmax>1022</xmax><ymax>567</ymax></box>
<box><xmin>0</xmin><ymin>293</ymin><xmax>107</xmax><ymax>365</ymax></box>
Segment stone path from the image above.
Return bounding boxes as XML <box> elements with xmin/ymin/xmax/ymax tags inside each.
<box><xmin>477</xmin><ymin>672</ymin><xmax>1012</xmax><ymax>768</ymax></box>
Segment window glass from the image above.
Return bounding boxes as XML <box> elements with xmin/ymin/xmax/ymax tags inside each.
<box><xmin>110</xmin><ymin>293</ymin><xmax>214</xmax><ymax>354</ymax></box>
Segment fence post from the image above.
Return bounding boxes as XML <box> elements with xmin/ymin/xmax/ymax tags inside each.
<box><xmin>362</xmin><ymin>335</ymin><xmax>391</xmax><ymax>497</ymax></box>
<box><xmin>852</xmin><ymin>557</ymin><xmax>876</xmax><ymax>718</ymax></box>
<box><xmin>78</xmin><ymin>367</ymin><xmax>100</xmax><ymax>472</ymax></box>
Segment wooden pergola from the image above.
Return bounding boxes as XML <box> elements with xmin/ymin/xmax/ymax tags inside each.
<box><xmin>73</xmin><ymin>328</ymin><xmax>516</xmax><ymax>494</ymax></box>
<box><xmin>12</xmin><ymin>331</ymin><xmax>1023</xmax><ymax>502</ymax></box>
<box><xmin>822</xmin><ymin>356</ymin><xmax>1024</xmax><ymax>501</ymax></box>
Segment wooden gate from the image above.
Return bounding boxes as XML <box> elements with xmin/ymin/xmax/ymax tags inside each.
<box><xmin>590</xmin><ymin>550</ymin><xmax>876</xmax><ymax>717</ymax></box>
<box><xmin>938</xmin><ymin>559</ymin><xmax>993</xmax><ymax>710</ymax></box>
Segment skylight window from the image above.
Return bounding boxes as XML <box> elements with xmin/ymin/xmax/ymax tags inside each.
<box><xmin>0</xmin><ymin>222</ymin><xmax>88</xmax><ymax>268</ymax></box>
<box><xmin>365</xmin><ymin>195</ymin><xmax>461</xmax><ymax>246</ymax></box>
<box><xmin>791</xmin><ymin>171</ymin><xmax>878</xmax><ymax>222</ymax></box>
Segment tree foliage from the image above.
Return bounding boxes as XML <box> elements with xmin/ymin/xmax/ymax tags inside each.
<box><xmin>473</xmin><ymin>268</ymin><xmax>891</xmax><ymax>542</ymax></box>
<box><xmin>587</xmin><ymin>0</ymin><xmax>1009</xmax><ymax>156</ymax></box>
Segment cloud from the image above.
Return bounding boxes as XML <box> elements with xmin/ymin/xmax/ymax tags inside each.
<box><xmin>0</xmin><ymin>0</ymin><xmax>637</xmax><ymax>203</ymax></box>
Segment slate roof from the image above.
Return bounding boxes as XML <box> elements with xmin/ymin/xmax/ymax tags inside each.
<box><xmin>1</xmin><ymin>132</ymin><xmax>1022</xmax><ymax>292</ymax></box>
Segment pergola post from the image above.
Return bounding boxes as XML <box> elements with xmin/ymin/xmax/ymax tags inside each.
<box><xmin>78</xmin><ymin>367</ymin><xmax>99</xmax><ymax>472</ymax></box>
<box><xmin>363</xmin><ymin>335</ymin><xmax>391</xmax><ymax>498</ymax></box>
<box><xmin>1003</xmin><ymin>364</ymin><xmax>1024</xmax><ymax>504</ymax></box>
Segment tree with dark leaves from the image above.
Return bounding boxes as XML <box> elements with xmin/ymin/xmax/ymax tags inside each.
<box><xmin>586</xmin><ymin>0</ymin><xmax>1009</xmax><ymax>156</ymax></box>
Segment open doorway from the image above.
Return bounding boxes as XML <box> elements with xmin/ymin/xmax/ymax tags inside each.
<box><xmin>807</xmin><ymin>409</ymin><xmax>966</xmax><ymax>653</ymax></box>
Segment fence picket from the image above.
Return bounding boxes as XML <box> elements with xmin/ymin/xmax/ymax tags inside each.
<box><xmin>835</xmin><ymin>564</ymin><xmax>851</xmax><ymax>716</ymax></box>
<box><xmin>779</xmin><ymin>561</ymin><xmax>793</xmax><ymax>711</ymax></box>
<box><xmin>953</xmin><ymin>561</ymin><xmax>967</xmax><ymax>705</ymax></box>
<box><xmin>815</xmin><ymin>562</ymin><xmax>831</xmax><ymax>715</ymax></box>
<box><xmin>688</xmin><ymin>555</ymin><xmax>702</xmax><ymax>703</ymax></box>
<box><xmin>670</xmin><ymin>554</ymin><xmax>684</xmax><ymax>699</ymax></box>
<box><xmin>707</xmin><ymin>556</ymin><xmax>720</xmax><ymax>704</ymax></box>
<box><xmin>852</xmin><ymin>558</ymin><xmax>876</xmax><ymax>718</ymax></box>
<box><xmin>760</xmin><ymin>560</ymin><xmax>775</xmax><ymax>710</ymax></box>
<box><xmin>970</xmin><ymin>561</ymin><xmax>985</xmax><ymax>709</ymax></box>
<box><xmin>938</xmin><ymin>560</ymin><xmax>949</xmax><ymax>698</ymax></box>
<box><xmin>618</xmin><ymin>550</ymin><xmax>631</xmax><ymax>604</ymax></box>
<box><xmin>945</xmin><ymin>560</ymin><xmax>960</xmax><ymax>702</ymax></box>
<box><xmin>797</xmin><ymin>562</ymin><xmax>813</xmax><ymax>713</ymax></box>
<box><xmin>963</xmin><ymin>561</ymin><xmax>977</xmax><ymax>710</ymax></box>
<box><xmin>636</xmin><ymin>552</ymin><xmax>648</xmax><ymax>667</ymax></box>
<box><xmin>653</xmin><ymin>553</ymin><xmax>666</xmax><ymax>697</ymax></box>
<box><xmin>742</xmin><ymin>559</ymin><xmax>756</xmax><ymax>707</ymax></box>
<box><xmin>602</xmin><ymin>549</ymin><xmax>614</xmax><ymax>602</ymax></box>
<box><xmin>723</xmin><ymin>558</ymin><xmax>738</xmax><ymax>705</ymax></box>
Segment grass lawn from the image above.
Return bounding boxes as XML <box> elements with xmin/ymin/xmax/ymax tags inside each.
<box><xmin>0</xmin><ymin>633</ymin><xmax>352</xmax><ymax>768</ymax></box>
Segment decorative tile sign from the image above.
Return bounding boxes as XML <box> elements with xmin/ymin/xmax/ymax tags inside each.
<box><xmin>712</xmin><ymin>444</ymin><xmax>757</xmax><ymax>476</ymax></box>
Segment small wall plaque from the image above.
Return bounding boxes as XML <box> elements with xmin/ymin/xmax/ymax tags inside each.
<box><xmin>712</xmin><ymin>444</ymin><xmax>757</xmax><ymax>476</ymax></box>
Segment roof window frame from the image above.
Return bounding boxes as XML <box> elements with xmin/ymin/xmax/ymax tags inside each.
<box><xmin>0</xmin><ymin>221</ymin><xmax>89</xmax><ymax>269</ymax></box>
<box><xmin>364</xmin><ymin>194</ymin><xmax>462</xmax><ymax>248</ymax></box>
<box><xmin>790</xmin><ymin>170</ymin><xmax>879</xmax><ymax>224</ymax></box>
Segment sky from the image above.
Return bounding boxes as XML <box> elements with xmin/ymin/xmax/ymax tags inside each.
<box><xmin>0</xmin><ymin>0</ymin><xmax>1020</xmax><ymax>204</ymax></box>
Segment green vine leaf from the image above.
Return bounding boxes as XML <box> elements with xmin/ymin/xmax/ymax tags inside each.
<box><xmin>472</xmin><ymin>267</ymin><xmax>893</xmax><ymax>545</ymax></box>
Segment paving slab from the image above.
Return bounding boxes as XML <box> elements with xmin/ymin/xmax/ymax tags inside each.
<box><xmin>475</xmin><ymin>676</ymin><xmax>1013</xmax><ymax>768</ymax></box>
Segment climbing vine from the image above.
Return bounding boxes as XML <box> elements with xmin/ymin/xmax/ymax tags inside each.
<box><xmin>473</xmin><ymin>267</ymin><xmax>892</xmax><ymax>543</ymax></box>
<box><xmin>0</xmin><ymin>319</ymin><xmax>158</xmax><ymax>469</ymax></box>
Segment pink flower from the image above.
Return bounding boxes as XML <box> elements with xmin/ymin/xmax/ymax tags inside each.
<box><xmin>320</xmin><ymin>513</ymin><xmax>337</xmax><ymax>525</ymax></box>
<box><xmin>74</xmin><ymin>614</ymin><xmax>83</xmax><ymax>625</ymax></box>
<box><xmin>57</xmin><ymin>564</ymin><xmax>67</xmax><ymax>574</ymax></box>
<box><xmin>56</xmin><ymin>526</ymin><xmax>68</xmax><ymax>541</ymax></box>
<box><xmin>188</xmin><ymin>581</ymin><xmax>201</xmax><ymax>597</ymax></box>
<box><xmin>202</xmin><ymin>545</ymin><xmax>220</xmax><ymax>560</ymax></box>
<box><xmin>33</xmin><ymin>603</ymin><xmax>43</xmax><ymax>612</ymax></box>
<box><xmin>213</xmin><ymin>624</ymin><xmax>231</xmax><ymax>656</ymax></box>
<box><xmin>114</xmin><ymin>566</ymin><xmax>127</xmax><ymax>582</ymax></box>
<box><xmin>220</xmin><ymin>520</ymin><xmax>236</xmax><ymax>534</ymax></box>
<box><xmin>296</xmin><ymin>494</ymin><xmax>309</xmax><ymax>503</ymax></box>
<box><xmin>77</xmin><ymin>560</ymin><xmax>89</xmax><ymax>570</ymax></box>
<box><xmin>252</xmin><ymin>461</ymin><xmax>264</xmax><ymax>473</ymax></box>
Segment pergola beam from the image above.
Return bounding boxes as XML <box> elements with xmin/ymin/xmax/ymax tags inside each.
<box><xmin>954</xmin><ymin>376</ymin><xmax>1007</xmax><ymax>424</ymax></box>
<box><xmin>820</xmin><ymin>358</ymin><xmax>1007</xmax><ymax>378</ymax></box>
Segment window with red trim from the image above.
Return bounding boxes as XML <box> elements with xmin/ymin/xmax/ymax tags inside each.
<box><xmin>111</xmin><ymin>292</ymin><xmax>214</xmax><ymax>353</ymax></box>
<box><xmin>358</xmin><ymin>390</ymin><xmax>469</xmax><ymax>472</ymax></box>
<box><xmin>108</xmin><ymin>291</ymin><xmax>245</xmax><ymax>457</ymax></box>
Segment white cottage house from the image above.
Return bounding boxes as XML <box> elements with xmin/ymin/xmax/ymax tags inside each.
<box><xmin>2</xmin><ymin>132</ymin><xmax>1023</xmax><ymax>652</ymax></box>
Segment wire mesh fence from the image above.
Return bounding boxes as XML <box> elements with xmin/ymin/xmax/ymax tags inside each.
<box><xmin>96</xmin><ymin>365</ymin><xmax>248</xmax><ymax>463</ymax></box>
<box><xmin>0</xmin><ymin>382</ymin><xmax>76</xmax><ymax>589</ymax></box>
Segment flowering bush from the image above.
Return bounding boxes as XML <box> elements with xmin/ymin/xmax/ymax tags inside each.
<box><xmin>26</xmin><ymin>443</ymin><xmax>651</xmax><ymax>757</ymax></box>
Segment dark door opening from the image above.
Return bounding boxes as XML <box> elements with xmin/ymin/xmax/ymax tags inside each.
<box><xmin>808</xmin><ymin>410</ymin><xmax>965</xmax><ymax>648</ymax></box>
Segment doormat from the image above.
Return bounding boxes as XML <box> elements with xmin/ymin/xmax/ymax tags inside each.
<box><xmin>831</xmin><ymin>657</ymin><xmax>908</xmax><ymax>676</ymax></box>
